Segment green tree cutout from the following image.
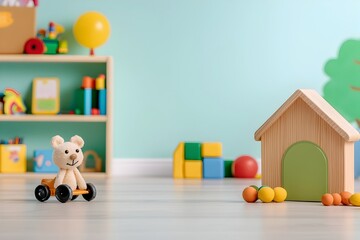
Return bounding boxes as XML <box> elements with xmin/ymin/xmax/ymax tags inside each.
<box><xmin>324</xmin><ymin>39</ymin><xmax>360</xmax><ymax>124</ymax></box>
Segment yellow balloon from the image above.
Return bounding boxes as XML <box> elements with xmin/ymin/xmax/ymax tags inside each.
<box><xmin>73</xmin><ymin>11</ymin><xmax>110</xmax><ymax>50</ymax></box>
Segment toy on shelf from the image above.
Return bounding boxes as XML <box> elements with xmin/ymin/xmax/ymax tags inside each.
<box><xmin>24</xmin><ymin>22</ymin><xmax>68</xmax><ymax>54</ymax></box>
<box><xmin>173</xmin><ymin>142</ymin><xmax>224</xmax><ymax>179</ymax></box>
<box><xmin>73</xmin><ymin>11</ymin><xmax>110</xmax><ymax>55</ymax></box>
<box><xmin>79</xmin><ymin>150</ymin><xmax>102</xmax><ymax>172</ymax></box>
<box><xmin>33</xmin><ymin>149</ymin><xmax>58</xmax><ymax>173</ymax></box>
<box><xmin>74</xmin><ymin>74</ymin><xmax>106</xmax><ymax>116</ymax></box>
<box><xmin>0</xmin><ymin>137</ymin><xmax>26</xmax><ymax>173</ymax></box>
<box><xmin>3</xmin><ymin>88</ymin><xmax>26</xmax><ymax>115</ymax></box>
<box><xmin>31</xmin><ymin>77</ymin><xmax>60</xmax><ymax>115</ymax></box>
<box><xmin>34</xmin><ymin>135</ymin><xmax>96</xmax><ymax>203</ymax></box>
<box><xmin>254</xmin><ymin>89</ymin><xmax>360</xmax><ymax>201</ymax></box>
<box><xmin>232</xmin><ymin>155</ymin><xmax>258</xmax><ymax>178</ymax></box>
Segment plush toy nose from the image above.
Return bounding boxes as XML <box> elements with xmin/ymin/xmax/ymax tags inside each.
<box><xmin>70</xmin><ymin>154</ymin><xmax>77</xmax><ymax>161</ymax></box>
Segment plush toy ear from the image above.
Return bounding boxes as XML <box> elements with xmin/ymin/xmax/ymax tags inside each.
<box><xmin>70</xmin><ymin>135</ymin><xmax>84</xmax><ymax>148</ymax></box>
<box><xmin>51</xmin><ymin>135</ymin><xmax>64</xmax><ymax>148</ymax></box>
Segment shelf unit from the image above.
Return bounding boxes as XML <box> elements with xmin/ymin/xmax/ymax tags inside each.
<box><xmin>0</xmin><ymin>55</ymin><xmax>113</xmax><ymax>175</ymax></box>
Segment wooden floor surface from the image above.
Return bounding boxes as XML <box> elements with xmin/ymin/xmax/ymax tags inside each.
<box><xmin>1</xmin><ymin>176</ymin><xmax>360</xmax><ymax>239</ymax></box>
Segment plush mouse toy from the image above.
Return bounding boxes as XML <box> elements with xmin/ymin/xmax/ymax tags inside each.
<box><xmin>51</xmin><ymin>135</ymin><xmax>87</xmax><ymax>190</ymax></box>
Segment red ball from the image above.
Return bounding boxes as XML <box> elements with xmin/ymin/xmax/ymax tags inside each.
<box><xmin>232</xmin><ymin>155</ymin><xmax>258</xmax><ymax>178</ymax></box>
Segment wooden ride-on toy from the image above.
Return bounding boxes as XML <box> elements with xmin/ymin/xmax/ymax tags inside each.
<box><xmin>34</xmin><ymin>178</ymin><xmax>96</xmax><ymax>203</ymax></box>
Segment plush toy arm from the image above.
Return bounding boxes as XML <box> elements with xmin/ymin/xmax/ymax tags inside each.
<box><xmin>54</xmin><ymin>169</ymin><xmax>66</xmax><ymax>188</ymax></box>
<box><xmin>74</xmin><ymin>168</ymin><xmax>87</xmax><ymax>190</ymax></box>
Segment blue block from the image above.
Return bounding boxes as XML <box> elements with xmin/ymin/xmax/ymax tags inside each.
<box><xmin>203</xmin><ymin>158</ymin><xmax>224</xmax><ymax>179</ymax></box>
<box><xmin>355</xmin><ymin>136</ymin><xmax>360</xmax><ymax>178</ymax></box>
<box><xmin>84</xmin><ymin>88</ymin><xmax>92</xmax><ymax>115</ymax></box>
<box><xmin>99</xmin><ymin>89</ymin><xmax>106</xmax><ymax>115</ymax></box>
<box><xmin>33</xmin><ymin>149</ymin><xmax>58</xmax><ymax>173</ymax></box>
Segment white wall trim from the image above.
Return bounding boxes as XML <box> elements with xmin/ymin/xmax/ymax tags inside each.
<box><xmin>111</xmin><ymin>158</ymin><xmax>172</xmax><ymax>176</ymax></box>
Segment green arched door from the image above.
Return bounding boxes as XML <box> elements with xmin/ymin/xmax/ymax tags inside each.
<box><xmin>282</xmin><ymin>141</ymin><xmax>328</xmax><ymax>201</ymax></box>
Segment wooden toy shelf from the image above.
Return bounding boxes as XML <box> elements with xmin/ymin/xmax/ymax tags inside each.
<box><xmin>0</xmin><ymin>55</ymin><xmax>113</xmax><ymax>175</ymax></box>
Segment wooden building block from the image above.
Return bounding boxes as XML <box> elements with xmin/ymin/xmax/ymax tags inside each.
<box><xmin>184</xmin><ymin>160</ymin><xmax>202</xmax><ymax>179</ymax></box>
<box><xmin>185</xmin><ymin>142</ymin><xmax>201</xmax><ymax>160</ymax></box>
<box><xmin>201</xmin><ymin>142</ymin><xmax>222</xmax><ymax>157</ymax></box>
<box><xmin>173</xmin><ymin>142</ymin><xmax>185</xmax><ymax>178</ymax></box>
<box><xmin>203</xmin><ymin>158</ymin><xmax>224</xmax><ymax>179</ymax></box>
<box><xmin>224</xmin><ymin>160</ymin><xmax>233</xmax><ymax>177</ymax></box>
<box><xmin>0</xmin><ymin>144</ymin><xmax>26</xmax><ymax>173</ymax></box>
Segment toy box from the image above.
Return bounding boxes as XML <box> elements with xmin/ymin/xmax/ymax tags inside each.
<box><xmin>0</xmin><ymin>7</ymin><xmax>36</xmax><ymax>53</ymax></box>
<box><xmin>0</xmin><ymin>144</ymin><xmax>26</xmax><ymax>173</ymax></box>
<box><xmin>33</xmin><ymin>149</ymin><xmax>58</xmax><ymax>173</ymax></box>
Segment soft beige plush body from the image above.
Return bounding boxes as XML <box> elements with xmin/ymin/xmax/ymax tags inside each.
<box><xmin>52</xmin><ymin>135</ymin><xmax>87</xmax><ymax>190</ymax></box>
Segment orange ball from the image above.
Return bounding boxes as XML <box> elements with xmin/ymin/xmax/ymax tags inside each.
<box><xmin>332</xmin><ymin>193</ymin><xmax>341</xmax><ymax>206</ymax></box>
<box><xmin>321</xmin><ymin>193</ymin><xmax>333</xmax><ymax>206</ymax></box>
<box><xmin>242</xmin><ymin>186</ymin><xmax>258</xmax><ymax>203</ymax></box>
<box><xmin>340</xmin><ymin>191</ymin><xmax>352</xmax><ymax>205</ymax></box>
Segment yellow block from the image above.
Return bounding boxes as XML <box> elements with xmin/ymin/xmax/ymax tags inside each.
<box><xmin>173</xmin><ymin>142</ymin><xmax>184</xmax><ymax>178</ymax></box>
<box><xmin>0</xmin><ymin>144</ymin><xmax>26</xmax><ymax>173</ymax></box>
<box><xmin>201</xmin><ymin>142</ymin><xmax>222</xmax><ymax>157</ymax></box>
<box><xmin>184</xmin><ymin>160</ymin><xmax>202</xmax><ymax>179</ymax></box>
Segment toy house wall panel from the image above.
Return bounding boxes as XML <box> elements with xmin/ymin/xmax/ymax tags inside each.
<box><xmin>260</xmin><ymin>97</ymin><xmax>353</xmax><ymax>196</ymax></box>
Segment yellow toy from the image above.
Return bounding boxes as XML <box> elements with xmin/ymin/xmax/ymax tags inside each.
<box><xmin>201</xmin><ymin>142</ymin><xmax>222</xmax><ymax>157</ymax></box>
<box><xmin>184</xmin><ymin>161</ymin><xmax>202</xmax><ymax>179</ymax></box>
<box><xmin>0</xmin><ymin>144</ymin><xmax>26</xmax><ymax>173</ymax></box>
<box><xmin>173</xmin><ymin>142</ymin><xmax>184</xmax><ymax>178</ymax></box>
<box><xmin>3</xmin><ymin>88</ymin><xmax>26</xmax><ymax>115</ymax></box>
<box><xmin>73</xmin><ymin>11</ymin><xmax>111</xmax><ymax>55</ymax></box>
<box><xmin>258</xmin><ymin>187</ymin><xmax>275</xmax><ymax>203</ymax></box>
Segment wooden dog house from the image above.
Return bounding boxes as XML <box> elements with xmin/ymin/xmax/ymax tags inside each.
<box><xmin>254</xmin><ymin>89</ymin><xmax>360</xmax><ymax>201</ymax></box>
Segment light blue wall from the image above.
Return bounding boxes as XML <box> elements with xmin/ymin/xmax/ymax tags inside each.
<box><xmin>34</xmin><ymin>0</ymin><xmax>360</xmax><ymax>159</ymax></box>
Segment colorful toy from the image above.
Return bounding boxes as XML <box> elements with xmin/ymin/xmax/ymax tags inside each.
<box><xmin>33</xmin><ymin>149</ymin><xmax>58</xmax><ymax>173</ymax></box>
<box><xmin>242</xmin><ymin>185</ymin><xmax>287</xmax><ymax>204</ymax></box>
<box><xmin>79</xmin><ymin>150</ymin><xmax>102</xmax><ymax>172</ymax></box>
<box><xmin>349</xmin><ymin>193</ymin><xmax>360</xmax><ymax>206</ymax></box>
<box><xmin>34</xmin><ymin>178</ymin><xmax>96</xmax><ymax>203</ymax></box>
<box><xmin>258</xmin><ymin>187</ymin><xmax>275</xmax><ymax>203</ymax></box>
<box><xmin>173</xmin><ymin>141</ymin><xmax>224</xmax><ymax>179</ymax></box>
<box><xmin>51</xmin><ymin>135</ymin><xmax>87</xmax><ymax>191</ymax></box>
<box><xmin>73</xmin><ymin>11</ymin><xmax>110</xmax><ymax>55</ymax></box>
<box><xmin>31</xmin><ymin>78</ymin><xmax>60</xmax><ymax>115</ymax></box>
<box><xmin>34</xmin><ymin>135</ymin><xmax>96</xmax><ymax>203</ymax></box>
<box><xmin>242</xmin><ymin>186</ymin><xmax>258</xmax><ymax>203</ymax></box>
<box><xmin>184</xmin><ymin>160</ymin><xmax>202</xmax><ymax>179</ymax></box>
<box><xmin>340</xmin><ymin>191</ymin><xmax>352</xmax><ymax>205</ymax></box>
<box><xmin>75</xmin><ymin>74</ymin><xmax>106</xmax><ymax>116</ymax></box>
<box><xmin>232</xmin><ymin>155</ymin><xmax>258</xmax><ymax>178</ymax></box>
<box><xmin>203</xmin><ymin>158</ymin><xmax>224</xmax><ymax>179</ymax></box>
<box><xmin>173</xmin><ymin>142</ymin><xmax>184</xmax><ymax>178</ymax></box>
<box><xmin>255</xmin><ymin>89</ymin><xmax>360</xmax><ymax>201</ymax></box>
<box><xmin>332</xmin><ymin>193</ymin><xmax>342</xmax><ymax>206</ymax></box>
<box><xmin>224</xmin><ymin>160</ymin><xmax>233</xmax><ymax>177</ymax></box>
<box><xmin>273</xmin><ymin>187</ymin><xmax>287</xmax><ymax>203</ymax></box>
<box><xmin>24</xmin><ymin>22</ymin><xmax>68</xmax><ymax>54</ymax></box>
<box><xmin>0</xmin><ymin>143</ymin><xmax>26</xmax><ymax>173</ymax></box>
<box><xmin>321</xmin><ymin>193</ymin><xmax>334</xmax><ymax>206</ymax></box>
<box><xmin>3</xmin><ymin>88</ymin><xmax>26</xmax><ymax>114</ymax></box>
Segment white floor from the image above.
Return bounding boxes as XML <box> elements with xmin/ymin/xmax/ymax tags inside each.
<box><xmin>0</xmin><ymin>176</ymin><xmax>360</xmax><ymax>239</ymax></box>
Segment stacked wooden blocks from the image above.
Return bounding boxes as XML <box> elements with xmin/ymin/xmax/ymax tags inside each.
<box><xmin>173</xmin><ymin>142</ymin><xmax>225</xmax><ymax>179</ymax></box>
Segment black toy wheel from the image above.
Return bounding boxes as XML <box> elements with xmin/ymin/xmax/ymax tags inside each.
<box><xmin>35</xmin><ymin>184</ymin><xmax>50</xmax><ymax>202</ymax></box>
<box><xmin>82</xmin><ymin>183</ymin><xmax>96</xmax><ymax>201</ymax></box>
<box><xmin>71</xmin><ymin>195</ymin><xmax>79</xmax><ymax>201</ymax></box>
<box><xmin>55</xmin><ymin>184</ymin><xmax>73</xmax><ymax>203</ymax></box>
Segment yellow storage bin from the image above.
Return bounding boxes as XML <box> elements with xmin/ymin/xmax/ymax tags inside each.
<box><xmin>0</xmin><ymin>144</ymin><xmax>27</xmax><ymax>173</ymax></box>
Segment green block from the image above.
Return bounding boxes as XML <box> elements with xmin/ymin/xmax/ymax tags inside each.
<box><xmin>224</xmin><ymin>160</ymin><xmax>233</xmax><ymax>177</ymax></box>
<box><xmin>185</xmin><ymin>142</ymin><xmax>201</xmax><ymax>160</ymax></box>
<box><xmin>43</xmin><ymin>38</ymin><xmax>59</xmax><ymax>54</ymax></box>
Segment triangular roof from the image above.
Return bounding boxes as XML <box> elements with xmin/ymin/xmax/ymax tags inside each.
<box><xmin>254</xmin><ymin>89</ymin><xmax>360</xmax><ymax>142</ymax></box>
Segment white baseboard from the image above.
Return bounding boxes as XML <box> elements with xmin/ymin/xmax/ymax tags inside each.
<box><xmin>111</xmin><ymin>158</ymin><xmax>172</xmax><ymax>176</ymax></box>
